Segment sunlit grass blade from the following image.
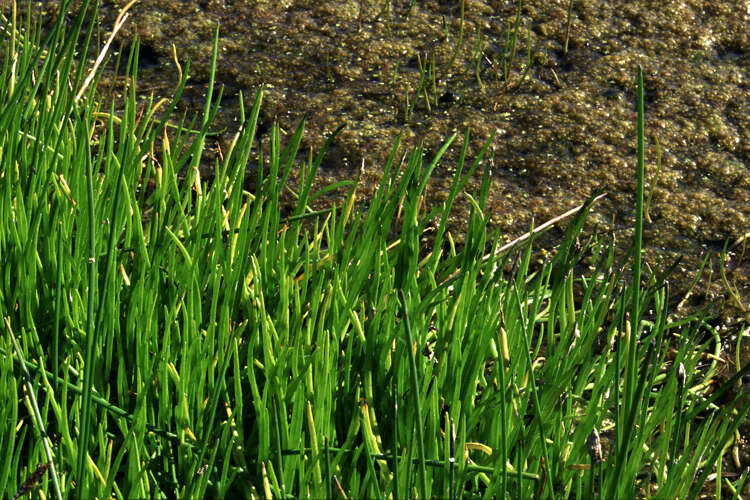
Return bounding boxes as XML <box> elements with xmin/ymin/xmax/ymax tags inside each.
<box><xmin>5</xmin><ymin>318</ymin><xmax>62</xmax><ymax>500</ymax></box>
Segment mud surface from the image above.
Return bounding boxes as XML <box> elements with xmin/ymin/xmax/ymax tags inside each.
<box><xmin>12</xmin><ymin>1</ymin><xmax>750</xmax><ymax>327</ymax></box>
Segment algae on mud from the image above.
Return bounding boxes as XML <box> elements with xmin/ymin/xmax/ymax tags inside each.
<box><xmin>13</xmin><ymin>1</ymin><xmax>749</xmax><ymax>323</ymax></box>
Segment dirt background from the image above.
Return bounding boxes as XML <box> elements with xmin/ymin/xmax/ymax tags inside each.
<box><xmin>14</xmin><ymin>0</ymin><xmax>750</xmax><ymax>341</ymax></box>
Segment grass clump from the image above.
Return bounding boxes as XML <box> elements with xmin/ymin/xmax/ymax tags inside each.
<box><xmin>1</xmin><ymin>2</ymin><xmax>748</xmax><ymax>499</ymax></box>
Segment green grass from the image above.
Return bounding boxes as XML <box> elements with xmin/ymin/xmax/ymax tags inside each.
<box><xmin>1</xmin><ymin>2</ymin><xmax>749</xmax><ymax>499</ymax></box>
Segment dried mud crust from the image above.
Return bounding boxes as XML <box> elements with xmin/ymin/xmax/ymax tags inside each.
<box><xmin>15</xmin><ymin>1</ymin><xmax>750</xmax><ymax>320</ymax></box>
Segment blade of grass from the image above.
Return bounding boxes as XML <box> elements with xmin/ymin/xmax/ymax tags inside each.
<box><xmin>4</xmin><ymin>318</ymin><xmax>62</xmax><ymax>500</ymax></box>
<box><xmin>75</xmin><ymin>112</ymin><xmax>98</xmax><ymax>500</ymax></box>
<box><xmin>399</xmin><ymin>289</ymin><xmax>428</xmax><ymax>500</ymax></box>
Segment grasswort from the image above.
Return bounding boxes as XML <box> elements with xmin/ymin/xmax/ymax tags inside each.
<box><xmin>0</xmin><ymin>2</ymin><xmax>748</xmax><ymax>498</ymax></box>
